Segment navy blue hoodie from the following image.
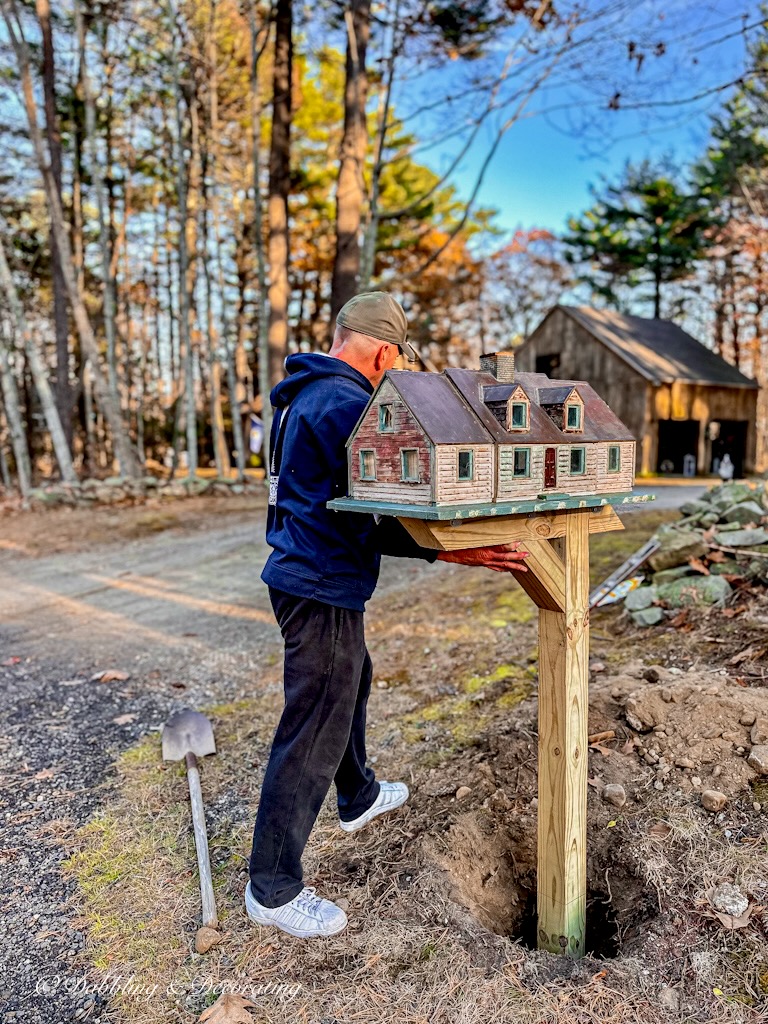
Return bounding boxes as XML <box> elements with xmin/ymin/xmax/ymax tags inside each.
<box><xmin>261</xmin><ymin>353</ymin><xmax>436</xmax><ymax>610</ymax></box>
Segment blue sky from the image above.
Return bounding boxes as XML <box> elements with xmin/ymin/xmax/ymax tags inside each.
<box><xmin>397</xmin><ymin>0</ymin><xmax>763</xmax><ymax>240</ymax></box>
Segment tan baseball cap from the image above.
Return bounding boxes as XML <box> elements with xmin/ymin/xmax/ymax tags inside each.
<box><xmin>336</xmin><ymin>291</ymin><xmax>416</xmax><ymax>360</ymax></box>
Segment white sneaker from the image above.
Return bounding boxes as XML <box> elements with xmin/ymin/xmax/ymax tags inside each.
<box><xmin>339</xmin><ymin>781</ymin><xmax>409</xmax><ymax>833</ymax></box>
<box><xmin>245</xmin><ymin>882</ymin><xmax>348</xmax><ymax>938</ymax></box>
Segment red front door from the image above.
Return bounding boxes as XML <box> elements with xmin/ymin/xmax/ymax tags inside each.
<box><xmin>544</xmin><ymin>447</ymin><xmax>557</xmax><ymax>489</ymax></box>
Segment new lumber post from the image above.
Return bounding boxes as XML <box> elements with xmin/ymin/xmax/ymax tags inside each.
<box><xmin>398</xmin><ymin>504</ymin><xmax>615</xmax><ymax>957</ymax></box>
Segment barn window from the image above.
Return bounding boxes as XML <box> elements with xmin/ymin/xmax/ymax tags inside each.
<box><xmin>458</xmin><ymin>450</ymin><xmax>474</xmax><ymax>480</ymax></box>
<box><xmin>401</xmin><ymin>449</ymin><xmax>420</xmax><ymax>482</ymax></box>
<box><xmin>566</xmin><ymin>404</ymin><xmax>582</xmax><ymax>430</ymax></box>
<box><xmin>509</xmin><ymin>401</ymin><xmax>529</xmax><ymax>429</ymax></box>
<box><xmin>379</xmin><ymin>404</ymin><xmax>394</xmax><ymax>431</ymax></box>
<box><xmin>513</xmin><ymin>448</ymin><xmax>530</xmax><ymax>477</ymax></box>
<box><xmin>360</xmin><ymin>450</ymin><xmax>376</xmax><ymax>480</ymax></box>
<box><xmin>608</xmin><ymin>445</ymin><xmax>621</xmax><ymax>473</ymax></box>
<box><xmin>570</xmin><ymin>447</ymin><xmax>586</xmax><ymax>475</ymax></box>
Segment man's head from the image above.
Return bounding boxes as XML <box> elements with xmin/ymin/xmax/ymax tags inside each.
<box><xmin>330</xmin><ymin>292</ymin><xmax>414</xmax><ymax>387</ymax></box>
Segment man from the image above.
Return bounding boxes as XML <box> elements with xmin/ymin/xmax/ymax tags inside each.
<box><xmin>246</xmin><ymin>292</ymin><xmax>528</xmax><ymax>938</ymax></box>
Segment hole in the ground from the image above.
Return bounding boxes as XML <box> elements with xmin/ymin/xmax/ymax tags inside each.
<box><xmin>430</xmin><ymin>810</ymin><xmax>659</xmax><ymax>958</ymax></box>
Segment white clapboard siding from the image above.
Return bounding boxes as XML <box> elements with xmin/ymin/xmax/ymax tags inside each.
<box><xmin>497</xmin><ymin>444</ymin><xmax>548</xmax><ymax>498</ymax></box>
<box><xmin>594</xmin><ymin>441</ymin><xmax>635</xmax><ymax>493</ymax></box>
<box><xmin>434</xmin><ymin>445</ymin><xmax>494</xmax><ymax>504</ymax></box>
<box><xmin>352</xmin><ymin>480</ymin><xmax>433</xmax><ymax>503</ymax></box>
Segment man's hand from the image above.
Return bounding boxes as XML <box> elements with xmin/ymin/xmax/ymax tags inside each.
<box><xmin>436</xmin><ymin>542</ymin><xmax>529</xmax><ymax>573</ymax></box>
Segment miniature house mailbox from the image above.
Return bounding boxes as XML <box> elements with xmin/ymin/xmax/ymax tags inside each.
<box><xmin>328</xmin><ymin>352</ymin><xmax>652</xmax><ymax>957</ymax></box>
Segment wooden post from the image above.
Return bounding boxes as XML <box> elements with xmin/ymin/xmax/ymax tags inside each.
<box><xmin>535</xmin><ymin>514</ymin><xmax>589</xmax><ymax>956</ymax></box>
<box><xmin>396</xmin><ymin>504</ymin><xmax>616</xmax><ymax>957</ymax></box>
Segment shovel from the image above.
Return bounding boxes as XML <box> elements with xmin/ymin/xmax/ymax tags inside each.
<box><xmin>162</xmin><ymin>709</ymin><xmax>218</xmax><ymax>930</ymax></box>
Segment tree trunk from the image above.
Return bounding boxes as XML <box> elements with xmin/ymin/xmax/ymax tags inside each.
<box><xmin>36</xmin><ymin>0</ymin><xmax>72</xmax><ymax>452</ymax></box>
<box><xmin>249</xmin><ymin>0</ymin><xmax>272</xmax><ymax>444</ymax></box>
<box><xmin>330</xmin><ymin>0</ymin><xmax>371</xmax><ymax>328</ymax></box>
<box><xmin>77</xmin><ymin>3</ymin><xmax>121</xmax><ymax>402</ymax></box>
<box><xmin>0</xmin><ymin>322</ymin><xmax>31</xmax><ymax>496</ymax></box>
<box><xmin>166</xmin><ymin>0</ymin><xmax>198</xmax><ymax>476</ymax></box>
<box><xmin>0</xmin><ymin>228</ymin><xmax>76</xmax><ymax>484</ymax></box>
<box><xmin>267</xmin><ymin>0</ymin><xmax>293</xmax><ymax>387</ymax></box>
<box><xmin>1</xmin><ymin>0</ymin><xmax>140</xmax><ymax>478</ymax></box>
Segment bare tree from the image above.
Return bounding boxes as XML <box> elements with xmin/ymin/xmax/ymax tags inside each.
<box><xmin>0</xmin><ymin>321</ymin><xmax>31</xmax><ymax>496</ymax></box>
<box><xmin>330</xmin><ymin>0</ymin><xmax>371</xmax><ymax>324</ymax></box>
<box><xmin>267</xmin><ymin>0</ymin><xmax>292</xmax><ymax>387</ymax></box>
<box><xmin>0</xmin><ymin>227</ymin><xmax>76</xmax><ymax>484</ymax></box>
<box><xmin>1</xmin><ymin>0</ymin><xmax>140</xmax><ymax>478</ymax></box>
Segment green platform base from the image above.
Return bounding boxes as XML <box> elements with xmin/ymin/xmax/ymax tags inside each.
<box><xmin>327</xmin><ymin>491</ymin><xmax>655</xmax><ymax>521</ymax></box>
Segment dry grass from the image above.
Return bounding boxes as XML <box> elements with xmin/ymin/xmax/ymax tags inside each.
<box><xmin>62</xmin><ymin>510</ymin><xmax>768</xmax><ymax>1023</ymax></box>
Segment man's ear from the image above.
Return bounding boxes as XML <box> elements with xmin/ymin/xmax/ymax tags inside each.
<box><xmin>373</xmin><ymin>344</ymin><xmax>389</xmax><ymax>371</ymax></box>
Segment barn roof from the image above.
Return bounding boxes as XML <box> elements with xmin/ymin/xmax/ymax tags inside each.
<box><xmin>384</xmin><ymin>370</ymin><xmax>493</xmax><ymax>444</ymax></box>
<box><xmin>554</xmin><ymin>306</ymin><xmax>758</xmax><ymax>389</ymax></box>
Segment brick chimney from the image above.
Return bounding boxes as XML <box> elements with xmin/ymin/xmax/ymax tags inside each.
<box><xmin>479</xmin><ymin>351</ymin><xmax>515</xmax><ymax>382</ymax></box>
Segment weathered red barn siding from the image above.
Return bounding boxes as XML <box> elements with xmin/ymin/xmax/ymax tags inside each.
<box><xmin>349</xmin><ymin>380</ymin><xmax>432</xmax><ymax>503</ymax></box>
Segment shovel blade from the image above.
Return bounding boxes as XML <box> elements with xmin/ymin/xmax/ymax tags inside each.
<box><xmin>162</xmin><ymin>709</ymin><xmax>216</xmax><ymax>761</ymax></box>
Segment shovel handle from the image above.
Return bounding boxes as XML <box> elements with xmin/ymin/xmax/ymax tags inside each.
<box><xmin>185</xmin><ymin>751</ymin><xmax>218</xmax><ymax>929</ymax></box>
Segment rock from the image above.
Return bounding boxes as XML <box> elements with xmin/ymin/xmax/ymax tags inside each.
<box><xmin>589</xmin><ymin>659</ymin><xmax>606</xmax><ymax>674</ymax></box>
<box><xmin>680</xmin><ymin>499</ymin><xmax>712</xmax><ymax>518</ymax></box>
<box><xmin>754</xmin><ymin>802</ymin><xmax>762</xmax><ymax>812</ymax></box>
<box><xmin>700</xmin><ymin>511</ymin><xmax>720</xmax><ymax>527</ymax></box>
<box><xmin>709</xmin><ymin>560</ymin><xmax>747</xmax><ymax>576</ymax></box>
<box><xmin>624</xmin><ymin>586</ymin><xmax>657</xmax><ymax>612</ymax></box>
<box><xmin>194</xmin><ymin>926</ymin><xmax>221</xmax><ymax>954</ymax></box>
<box><xmin>712</xmin><ymin>765</ymin><xmax>722</xmax><ymax>778</ymax></box>
<box><xmin>455</xmin><ymin>786</ymin><xmax>472</xmax><ymax>800</ymax></box>
<box><xmin>652</xmin><ymin>566</ymin><xmax>695</xmax><ymax>586</ymax></box>
<box><xmin>740</xmin><ymin>711</ymin><xmax>757</xmax><ymax>727</ymax></box>
<box><xmin>631</xmin><ymin>607</ymin><xmax>665</xmax><ymax>627</ymax></box>
<box><xmin>710</xmin><ymin>883</ymin><xmax>749</xmax><ymax>918</ymax></box>
<box><xmin>625</xmin><ymin>691</ymin><xmax>668</xmax><ymax>731</ymax></box>
<box><xmin>691</xmin><ymin>776</ymin><xmax>702</xmax><ymax>787</ymax></box>
<box><xmin>714</xmin><ymin>527</ymin><xmax>768</xmax><ymax>547</ymax></box>
<box><xmin>655</xmin><ymin>575</ymin><xmax>732</xmax><ymax>608</ymax></box>
<box><xmin>647</xmin><ymin>530</ymin><xmax>708</xmax><ymax>572</ymax></box>
<box><xmin>602</xmin><ymin>784</ymin><xmax>626</xmax><ymax>808</ymax></box>
<box><xmin>751</xmin><ymin>718</ymin><xmax>768</xmax><ymax>745</ymax></box>
<box><xmin>722</xmin><ymin>501</ymin><xmax>765</xmax><ymax>526</ymax></box>
<box><xmin>747</xmin><ymin>745</ymin><xmax>768</xmax><ymax>774</ymax></box>
<box><xmin>658</xmin><ymin>987</ymin><xmax>680</xmax><ymax>1012</ymax></box>
<box><xmin>701</xmin><ymin>789</ymin><xmax>727</xmax><ymax>812</ymax></box>
<box><xmin>675</xmin><ymin>756</ymin><xmax>695</xmax><ymax>769</ymax></box>
<box><xmin>653</xmin><ymin>779</ymin><xmax>664</xmax><ymax>791</ymax></box>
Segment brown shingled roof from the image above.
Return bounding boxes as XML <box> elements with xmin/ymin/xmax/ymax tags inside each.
<box><xmin>384</xmin><ymin>370</ymin><xmax>493</xmax><ymax>445</ymax></box>
<box><xmin>555</xmin><ymin>306</ymin><xmax>758</xmax><ymax>389</ymax></box>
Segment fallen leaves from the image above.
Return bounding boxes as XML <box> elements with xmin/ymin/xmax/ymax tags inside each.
<box><xmin>729</xmin><ymin>645</ymin><xmax>767</xmax><ymax>666</ymax></box>
<box><xmin>700</xmin><ymin>903</ymin><xmax>763</xmax><ymax>932</ymax></box>
<box><xmin>91</xmin><ymin>669</ymin><xmax>130</xmax><ymax>683</ymax></box>
<box><xmin>198</xmin><ymin>993</ymin><xmax>257</xmax><ymax>1023</ymax></box>
<box><xmin>112</xmin><ymin>713</ymin><xmax>137</xmax><ymax>726</ymax></box>
<box><xmin>195</xmin><ymin>926</ymin><xmax>222</xmax><ymax>954</ymax></box>
<box><xmin>646</xmin><ymin>821</ymin><xmax>672</xmax><ymax>839</ymax></box>
<box><xmin>689</xmin><ymin>557</ymin><xmax>710</xmax><ymax>575</ymax></box>
<box><xmin>2</xmin><ymin>656</ymin><xmax>21</xmax><ymax>666</ymax></box>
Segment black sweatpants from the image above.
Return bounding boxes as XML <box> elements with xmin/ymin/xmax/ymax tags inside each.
<box><xmin>248</xmin><ymin>587</ymin><xmax>380</xmax><ymax>908</ymax></box>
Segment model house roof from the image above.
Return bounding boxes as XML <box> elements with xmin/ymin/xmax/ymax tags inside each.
<box><xmin>383</xmin><ymin>370</ymin><xmax>493</xmax><ymax>445</ymax></box>
<box><xmin>402</xmin><ymin>367</ymin><xmax>637</xmax><ymax>444</ymax></box>
<box><xmin>542</xmin><ymin>306</ymin><xmax>758</xmax><ymax>389</ymax></box>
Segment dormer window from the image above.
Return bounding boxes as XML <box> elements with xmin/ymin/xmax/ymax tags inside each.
<box><xmin>379</xmin><ymin>404</ymin><xmax>394</xmax><ymax>431</ymax></box>
<box><xmin>566</xmin><ymin>404</ymin><xmax>582</xmax><ymax>430</ymax></box>
<box><xmin>510</xmin><ymin>402</ymin><xmax>528</xmax><ymax>429</ymax></box>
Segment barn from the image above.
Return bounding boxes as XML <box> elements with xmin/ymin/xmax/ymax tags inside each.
<box><xmin>516</xmin><ymin>306</ymin><xmax>759</xmax><ymax>477</ymax></box>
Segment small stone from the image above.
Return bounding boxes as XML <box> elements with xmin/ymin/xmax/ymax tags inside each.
<box><xmin>335</xmin><ymin>897</ymin><xmax>350</xmax><ymax>911</ymax></box>
<box><xmin>631</xmin><ymin>607</ymin><xmax>665</xmax><ymax>627</ymax></box>
<box><xmin>376</xmin><ymin>680</ymin><xmax>389</xmax><ymax>689</ymax></box>
<box><xmin>625</xmin><ymin>586</ymin><xmax>658</xmax><ymax>612</ymax></box>
<box><xmin>660</xmin><ymin>687</ymin><xmax>674</xmax><ymax>703</ymax></box>
<box><xmin>653</xmin><ymin>780</ymin><xmax>664</xmax><ymax>791</ymax></box>
<box><xmin>712</xmin><ymin>765</ymin><xmax>722</xmax><ymax>778</ymax></box>
<box><xmin>610</xmin><ymin>687</ymin><xmax>622</xmax><ymax>699</ymax></box>
<box><xmin>658</xmin><ymin>986</ymin><xmax>680</xmax><ymax>1012</ymax></box>
<box><xmin>676</xmin><ymin>757</ymin><xmax>695</xmax><ymax>769</ymax></box>
<box><xmin>711</xmin><ymin>883</ymin><xmax>749</xmax><ymax>917</ymax></box>
<box><xmin>740</xmin><ymin>711</ymin><xmax>757</xmax><ymax>727</ymax></box>
<box><xmin>753</xmin><ymin>802</ymin><xmax>762</xmax><ymax>812</ymax></box>
<box><xmin>691</xmin><ymin>776</ymin><xmax>702</xmax><ymax>787</ymax></box>
<box><xmin>194</xmin><ymin>926</ymin><xmax>221</xmax><ymax>954</ymax></box>
<box><xmin>701</xmin><ymin>789</ymin><xmax>728</xmax><ymax>812</ymax></box>
<box><xmin>713</xmin><ymin>527</ymin><xmax>768</xmax><ymax>547</ymax></box>
<box><xmin>602</xmin><ymin>784</ymin><xmax>626</xmax><ymax>808</ymax></box>
<box><xmin>736</xmin><ymin>746</ymin><xmax>746</xmax><ymax>756</ymax></box>
<box><xmin>589</xmin><ymin>660</ymin><xmax>606</xmax><ymax>674</ymax></box>
<box><xmin>455</xmin><ymin>786</ymin><xmax>472</xmax><ymax>800</ymax></box>
<box><xmin>751</xmin><ymin>718</ymin><xmax>768</xmax><ymax>745</ymax></box>
<box><xmin>644</xmin><ymin>752</ymin><xmax>659</xmax><ymax>765</ymax></box>
<box><xmin>747</xmin><ymin>745</ymin><xmax>768</xmax><ymax>774</ymax></box>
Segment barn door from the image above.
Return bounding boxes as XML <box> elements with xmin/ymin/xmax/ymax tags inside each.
<box><xmin>544</xmin><ymin>447</ymin><xmax>557</xmax><ymax>489</ymax></box>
